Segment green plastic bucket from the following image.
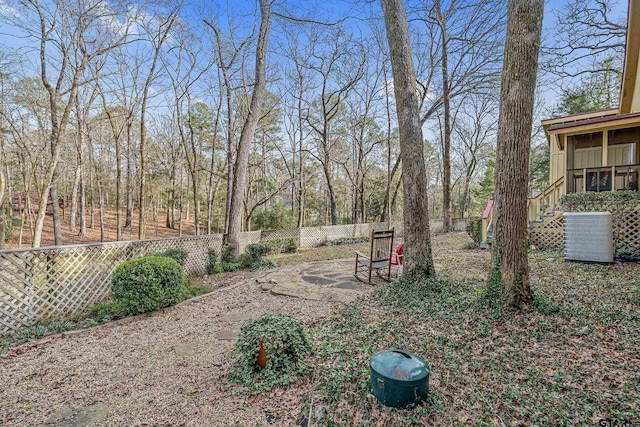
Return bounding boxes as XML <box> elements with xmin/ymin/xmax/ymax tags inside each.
<box><xmin>370</xmin><ymin>349</ymin><xmax>429</xmax><ymax>408</ymax></box>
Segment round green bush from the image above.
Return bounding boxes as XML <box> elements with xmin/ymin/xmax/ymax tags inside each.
<box><xmin>111</xmin><ymin>256</ymin><xmax>184</xmax><ymax>315</ymax></box>
<box><xmin>232</xmin><ymin>313</ymin><xmax>311</xmax><ymax>391</ymax></box>
<box><xmin>465</xmin><ymin>217</ymin><xmax>483</xmax><ymax>246</ymax></box>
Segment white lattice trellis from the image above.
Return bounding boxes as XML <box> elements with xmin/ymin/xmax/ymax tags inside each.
<box><xmin>0</xmin><ymin>220</ymin><xmax>454</xmax><ymax>334</ymax></box>
<box><xmin>529</xmin><ymin>205</ymin><xmax>640</xmax><ymax>257</ymax></box>
<box><xmin>0</xmin><ymin>234</ymin><xmax>224</xmax><ymax>334</ymax></box>
<box><xmin>530</xmin><ymin>214</ymin><xmax>565</xmax><ymax>249</ymax></box>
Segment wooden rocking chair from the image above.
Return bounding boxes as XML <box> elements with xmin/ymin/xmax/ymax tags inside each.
<box><xmin>354</xmin><ymin>229</ymin><xmax>394</xmax><ymax>284</ymax></box>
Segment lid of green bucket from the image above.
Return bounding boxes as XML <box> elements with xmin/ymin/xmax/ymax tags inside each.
<box><xmin>370</xmin><ymin>349</ymin><xmax>429</xmax><ymax>382</ymax></box>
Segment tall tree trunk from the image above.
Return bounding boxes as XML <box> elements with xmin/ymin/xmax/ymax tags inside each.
<box><xmin>125</xmin><ymin>120</ymin><xmax>133</xmax><ymax>229</ymax></box>
<box><xmin>89</xmin><ymin>138</ymin><xmax>105</xmax><ymax>242</ymax></box>
<box><xmin>226</xmin><ymin>0</ymin><xmax>272</xmax><ymax>259</ymax></box>
<box><xmin>380</xmin><ymin>156</ymin><xmax>401</xmax><ymax>223</ymax></box>
<box><xmin>89</xmin><ymin>155</ymin><xmax>95</xmax><ymax>229</ymax></box>
<box><xmin>138</xmin><ymin>119</ymin><xmax>147</xmax><ymax>239</ymax></box>
<box><xmin>381</xmin><ymin>0</ymin><xmax>435</xmax><ymax>277</ymax></box>
<box><xmin>0</xmin><ymin>139</ymin><xmax>6</xmax><ymax>249</ymax></box>
<box><xmin>207</xmin><ymin>98</ymin><xmax>222</xmax><ymax>235</ymax></box>
<box><xmin>460</xmin><ymin>177</ymin><xmax>471</xmax><ymax>219</ymax></box>
<box><xmin>382</xmin><ymin>61</ymin><xmax>393</xmax><ymax>227</ymax></box>
<box><xmin>139</xmin><ymin>11</ymin><xmax>178</xmax><ymax>240</ymax></box>
<box><xmin>50</xmin><ymin>170</ymin><xmax>63</xmax><ymax>245</ymax></box>
<box><xmin>489</xmin><ymin>0</ymin><xmax>544</xmax><ymax>306</ymax></box>
<box><xmin>322</xmin><ymin>159</ymin><xmax>338</xmax><ymax>226</ymax></box>
<box><xmin>436</xmin><ymin>0</ymin><xmax>452</xmax><ymax>233</ymax></box>
<box><xmin>115</xmin><ymin>130</ymin><xmax>122</xmax><ymax>240</ymax></box>
<box><xmin>70</xmin><ymin>161</ymin><xmax>80</xmax><ymax>232</ymax></box>
<box><xmin>296</xmin><ymin>84</ymin><xmax>305</xmax><ymax>227</ymax></box>
<box><xmin>78</xmin><ymin>143</ymin><xmax>87</xmax><ymax>238</ymax></box>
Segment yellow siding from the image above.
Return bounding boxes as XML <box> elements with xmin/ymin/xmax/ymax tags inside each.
<box><xmin>632</xmin><ymin>47</ymin><xmax>640</xmax><ymax>113</ymax></box>
<box><xmin>550</xmin><ymin>151</ymin><xmax>564</xmax><ymax>182</ymax></box>
<box><xmin>608</xmin><ymin>143</ymin><xmax>635</xmax><ymax>166</ymax></box>
<box><xmin>574</xmin><ymin>147</ymin><xmax>602</xmax><ymax>169</ymax></box>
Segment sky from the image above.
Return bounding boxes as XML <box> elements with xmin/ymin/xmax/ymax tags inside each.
<box><xmin>0</xmin><ymin>0</ymin><xmax>630</xmax><ymax>127</ymax></box>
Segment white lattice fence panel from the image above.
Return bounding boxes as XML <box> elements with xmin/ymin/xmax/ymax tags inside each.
<box><xmin>613</xmin><ymin>205</ymin><xmax>640</xmax><ymax>257</ymax></box>
<box><xmin>260</xmin><ymin>228</ymin><xmax>301</xmax><ymax>241</ymax></box>
<box><xmin>0</xmin><ymin>257</ymin><xmax>34</xmax><ymax>332</ymax></box>
<box><xmin>239</xmin><ymin>231</ymin><xmax>262</xmax><ymax>254</ymax></box>
<box><xmin>299</xmin><ymin>227</ymin><xmax>323</xmax><ymax>248</ymax></box>
<box><xmin>322</xmin><ymin>225</ymin><xmax>357</xmax><ymax>240</ymax></box>
<box><xmin>452</xmin><ymin>219</ymin><xmax>467</xmax><ymax>232</ymax></box>
<box><xmin>530</xmin><ymin>215</ymin><xmax>564</xmax><ymax>250</ymax></box>
<box><xmin>0</xmin><ymin>234</ymin><xmax>225</xmax><ymax>334</ymax></box>
<box><xmin>141</xmin><ymin>234</ymin><xmax>224</xmax><ymax>276</ymax></box>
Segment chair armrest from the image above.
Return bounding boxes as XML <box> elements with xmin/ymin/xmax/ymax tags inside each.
<box><xmin>355</xmin><ymin>251</ymin><xmax>369</xmax><ymax>259</ymax></box>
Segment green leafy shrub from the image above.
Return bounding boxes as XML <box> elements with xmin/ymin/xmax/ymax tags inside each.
<box><xmin>560</xmin><ymin>190</ymin><xmax>640</xmax><ymax>211</ymax></box>
<box><xmin>89</xmin><ymin>300</ymin><xmax>126</xmax><ymax>323</ymax></box>
<box><xmin>206</xmin><ymin>249</ymin><xmax>224</xmax><ymax>274</ymax></box>
<box><xmin>246</xmin><ymin>243</ymin><xmax>270</xmax><ymax>258</ymax></box>
<box><xmin>244</xmin><ymin>256</ymin><xmax>276</xmax><ymax>271</ymax></box>
<box><xmin>111</xmin><ymin>256</ymin><xmax>184</xmax><ymax>315</ymax></box>
<box><xmin>241</xmin><ymin>243</ymin><xmax>277</xmax><ymax>271</ymax></box>
<box><xmin>262</xmin><ymin>237</ymin><xmax>299</xmax><ymax>253</ymax></box>
<box><xmin>318</xmin><ymin>236</ymin><xmax>370</xmax><ymax>247</ymax></box>
<box><xmin>465</xmin><ymin>217</ymin><xmax>483</xmax><ymax>247</ymax></box>
<box><xmin>223</xmin><ymin>262</ymin><xmax>243</xmax><ymax>272</ymax></box>
<box><xmin>177</xmin><ymin>279</ymin><xmax>211</xmax><ymax>301</ymax></box>
<box><xmin>45</xmin><ymin>321</ymin><xmax>74</xmax><ymax>333</ymax></box>
<box><xmin>10</xmin><ymin>325</ymin><xmax>49</xmax><ymax>345</ymax></box>
<box><xmin>232</xmin><ymin>313</ymin><xmax>311</xmax><ymax>392</ymax></box>
<box><xmin>153</xmin><ymin>248</ymin><xmax>188</xmax><ymax>266</ymax></box>
<box><xmin>221</xmin><ymin>245</ymin><xmax>236</xmax><ymax>263</ymax></box>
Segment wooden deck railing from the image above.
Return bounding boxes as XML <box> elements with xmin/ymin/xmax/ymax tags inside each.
<box><xmin>527</xmin><ymin>176</ymin><xmax>565</xmax><ymax>222</ymax></box>
<box><xmin>481</xmin><ymin>176</ymin><xmax>566</xmax><ymax>245</ymax></box>
<box><xmin>567</xmin><ymin>164</ymin><xmax>639</xmax><ymax>193</ymax></box>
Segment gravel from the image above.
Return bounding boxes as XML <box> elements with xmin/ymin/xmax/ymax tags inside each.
<box><xmin>0</xmin><ymin>266</ymin><xmax>359</xmax><ymax>426</ymax></box>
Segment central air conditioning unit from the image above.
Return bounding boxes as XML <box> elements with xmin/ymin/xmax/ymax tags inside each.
<box><xmin>563</xmin><ymin>212</ymin><xmax>614</xmax><ymax>263</ymax></box>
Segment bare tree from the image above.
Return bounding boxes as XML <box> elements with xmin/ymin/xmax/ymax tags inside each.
<box><xmin>453</xmin><ymin>94</ymin><xmax>497</xmax><ymax>218</ymax></box>
<box><xmin>138</xmin><ymin>5</ymin><xmax>181</xmax><ymax>240</ymax></box>
<box><xmin>542</xmin><ymin>0</ymin><xmax>626</xmax><ymax>79</ymax></box>
<box><xmin>164</xmin><ymin>29</ymin><xmax>210</xmax><ymax>235</ymax></box>
<box><xmin>303</xmin><ymin>27</ymin><xmax>365</xmax><ymax>225</ymax></box>
<box><xmin>226</xmin><ymin>0</ymin><xmax>273</xmax><ymax>259</ymax></box>
<box><xmin>204</xmin><ymin>18</ymin><xmax>254</xmax><ymax>235</ymax></box>
<box><xmin>413</xmin><ymin>0</ymin><xmax>505</xmax><ymax>232</ymax></box>
<box><xmin>5</xmin><ymin>0</ymin><xmax>136</xmax><ymax>247</ymax></box>
<box><xmin>381</xmin><ymin>0</ymin><xmax>436</xmax><ymax>277</ymax></box>
<box><xmin>489</xmin><ymin>0</ymin><xmax>544</xmax><ymax>306</ymax></box>
<box><xmin>0</xmin><ymin>126</ymin><xmax>6</xmax><ymax>249</ymax></box>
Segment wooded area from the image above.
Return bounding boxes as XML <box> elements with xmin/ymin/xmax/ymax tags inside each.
<box><xmin>0</xmin><ymin>0</ymin><xmax>626</xmax><ymax>249</ymax></box>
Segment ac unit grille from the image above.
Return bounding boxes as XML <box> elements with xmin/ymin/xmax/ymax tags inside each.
<box><xmin>564</xmin><ymin>212</ymin><xmax>614</xmax><ymax>263</ymax></box>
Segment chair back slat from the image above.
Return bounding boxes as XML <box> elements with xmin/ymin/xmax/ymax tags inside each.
<box><xmin>371</xmin><ymin>229</ymin><xmax>394</xmax><ymax>262</ymax></box>
<box><xmin>355</xmin><ymin>228</ymin><xmax>396</xmax><ymax>284</ymax></box>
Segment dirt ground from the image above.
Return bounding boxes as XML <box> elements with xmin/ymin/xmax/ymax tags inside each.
<box><xmin>0</xmin><ymin>256</ymin><xmax>375</xmax><ymax>426</ymax></box>
<box><xmin>0</xmin><ymin>233</ymin><xmax>479</xmax><ymax>427</ymax></box>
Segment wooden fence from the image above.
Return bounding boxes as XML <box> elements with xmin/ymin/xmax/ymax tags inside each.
<box><xmin>0</xmin><ymin>219</ymin><xmax>465</xmax><ymax>335</ymax></box>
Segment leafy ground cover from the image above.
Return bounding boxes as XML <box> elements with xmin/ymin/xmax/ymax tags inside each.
<box><xmin>1</xmin><ymin>233</ymin><xmax>638</xmax><ymax>426</ymax></box>
<box><xmin>268</xmin><ymin>242</ymin><xmax>374</xmax><ymax>266</ymax></box>
<box><xmin>301</xmin><ymin>236</ymin><xmax>640</xmax><ymax>425</ymax></box>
